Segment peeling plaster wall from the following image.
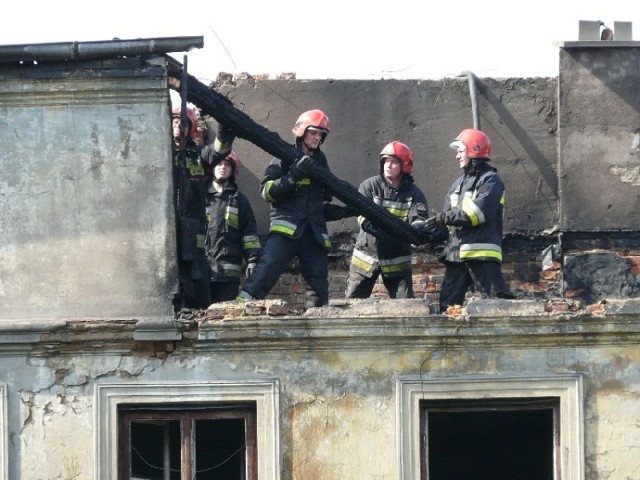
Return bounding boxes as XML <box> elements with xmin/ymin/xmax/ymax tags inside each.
<box><xmin>558</xmin><ymin>46</ymin><xmax>640</xmax><ymax>231</ymax></box>
<box><xmin>1</xmin><ymin>312</ymin><xmax>640</xmax><ymax>479</ymax></box>
<box><xmin>0</xmin><ymin>57</ymin><xmax>177</xmax><ymax>320</ymax></box>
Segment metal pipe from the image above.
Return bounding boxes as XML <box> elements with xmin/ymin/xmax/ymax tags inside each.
<box><xmin>0</xmin><ymin>36</ymin><xmax>204</xmax><ymax>64</ymax></box>
<box><xmin>459</xmin><ymin>71</ymin><xmax>481</xmax><ymax>130</ymax></box>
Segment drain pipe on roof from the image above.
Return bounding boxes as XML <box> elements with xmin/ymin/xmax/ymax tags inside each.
<box><xmin>0</xmin><ymin>36</ymin><xmax>204</xmax><ymax>64</ymax></box>
<box><xmin>459</xmin><ymin>71</ymin><xmax>481</xmax><ymax>130</ymax></box>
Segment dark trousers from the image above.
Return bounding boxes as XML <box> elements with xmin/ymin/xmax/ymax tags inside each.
<box><xmin>439</xmin><ymin>260</ymin><xmax>509</xmax><ymax>311</ymax></box>
<box><xmin>346</xmin><ymin>269</ymin><xmax>414</xmax><ymax>299</ymax></box>
<box><xmin>180</xmin><ymin>250</ymin><xmax>212</xmax><ymax>309</ymax></box>
<box><xmin>242</xmin><ymin>228</ymin><xmax>329</xmax><ymax>308</ymax></box>
<box><xmin>210</xmin><ymin>281</ymin><xmax>240</xmax><ymax>303</ymax></box>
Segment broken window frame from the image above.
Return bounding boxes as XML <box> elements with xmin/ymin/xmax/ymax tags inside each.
<box><xmin>419</xmin><ymin>397</ymin><xmax>560</xmax><ymax>480</ymax></box>
<box><xmin>118</xmin><ymin>403</ymin><xmax>257</xmax><ymax>479</ymax></box>
<box><xmin>396</xmin><ymin>375</ymin><xmax>584</xmax><ymax>480</ymax></box>
<box><xmin>95</xmin><ymin>381</ymin><xmax>280</xmax><ymax>480</ymax></box>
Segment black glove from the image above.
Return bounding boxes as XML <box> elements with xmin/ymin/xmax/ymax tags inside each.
<box><xmin>214</xmin><ymin>124</ymin><xmax>235</xmax><ymax>154</ymax></box>
<box><xmin>289</xmin><ymin>155</ymin><xmax>314</xmax><ymax>182</ymax></box>
<box><xmin>411</xmin><ymin>213</ymin><xmax>448</xmax><ymax>245</ymax></box>
<box><xmin>217</xmin><ymin>124</ymin><xmax>235</xmax><ymax>144</ymax></box>
<box><xmin>423</xmin><ymin>215</ymin><xmax>449</xmax><ymax>243</ymax></box>
<box><xmin>362</xmin><ymin>219</ymin><xmax>394</xmax><ymax>242</ymax></box>
<box><xmin>323</xmin><ymin>203</ymin><xmax>358</xmax><ymax>221</ymax></box>
<box><xmin>323</xmin><ymin>203</ymin><xmax>344</xmax><ymax>221</ymax></box>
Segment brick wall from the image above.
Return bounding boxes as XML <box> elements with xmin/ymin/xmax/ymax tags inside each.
<box><xmin>254</xmin><ymin>234</ymin><xmax>564</xmax><ymax>309</ymax></box>
<box><xmin>252</xmin><ymin>231</ymin><xmax>640</xmax><ymax>309</ymax></box>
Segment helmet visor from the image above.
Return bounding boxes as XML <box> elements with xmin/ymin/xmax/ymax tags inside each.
<box><xmin>449</xmin><ymin>140</ymin><xmax>466</xmax><ymax>151</ymax></box>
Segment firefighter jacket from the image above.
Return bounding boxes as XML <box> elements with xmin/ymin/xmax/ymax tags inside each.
<box><xmin>205</xmin><ymin>182</ymin><xmax>261</xmax><ymax>282</ymax></box>
<box><xmin>260</xmin><ymin>148</ymin><xmax>332</xmax><ymax>250</ymax></box>
<box><xmin>441</xmin><ymin>160</ymin><xmax>505</xmax><ymax>263</ymax></box>
<box><xmin>351</xmin><ymin>175</ymin><xmax>429</xmax><ymax>278</ymax></box>
<box><xmin>174</xmin><ymin>142</ymin><xmax>209</xmax><ymax>262</ymax></box>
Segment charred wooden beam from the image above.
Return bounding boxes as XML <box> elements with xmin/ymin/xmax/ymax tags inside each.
<box><xmin>167</xmin><ymin>66</ymin><xmax>422</xmax><ymax>245</ymax></box>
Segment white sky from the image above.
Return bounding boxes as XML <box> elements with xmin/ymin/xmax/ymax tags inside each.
<box><xmin>3</xmin><ymin>0</ymin><xmax>639</xmax><ymax>84</ymax></box>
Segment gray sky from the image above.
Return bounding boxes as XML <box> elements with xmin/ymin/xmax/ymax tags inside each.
<box><xmin>4</xmin><ymin>0</ymin><xmax>639</xmax><ymax>83</ymax></box>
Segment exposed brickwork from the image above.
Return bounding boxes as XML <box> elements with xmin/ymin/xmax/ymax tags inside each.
<box><xmin>239</xmin><ymin>231</ymin><xmax>640</xmax><ymax>309</ymax></box>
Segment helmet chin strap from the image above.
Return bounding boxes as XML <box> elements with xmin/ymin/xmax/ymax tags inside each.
<box><xmin>465</xmin><ymin>158</ymin><xmax>484</xmax><ymax>172</ymax></box>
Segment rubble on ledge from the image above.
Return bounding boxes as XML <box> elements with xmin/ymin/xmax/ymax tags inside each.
<box><xmin>174</xmin><ymin>297</ymin><xmax>640</xmax><ymax>322</ymax></box>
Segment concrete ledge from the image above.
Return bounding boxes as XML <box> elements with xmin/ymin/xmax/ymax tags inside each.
<box><xmin>465</xmin><ymin>299</ymin><xmax>548</xmax><ymax>316</ymax></box>
<box><xmin>133</xmin><ymin>318</ymin><xmax>183</xmax><ymax>341</ymax></box>
<box><xmin>602</xmin><ymin>298</ymin><xmax>640</xmax><ymax>314</ymax></box>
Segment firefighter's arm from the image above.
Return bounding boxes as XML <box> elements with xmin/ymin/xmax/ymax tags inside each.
<box><xmin>213</xmin><ymin>123</ymin><xmax>235</xmax><ymax>156</ymax></box>
<box><xmin>260</xmin><ymin>156</ymin><xmax>312</xmax><ymax>202</ymax></box>
<box><xmin>239</xmin><ymin>195</ymin><xmax>262</xmax><ymax>261</ymax></box>
<box><xmin>442</xmin><ymin>175</ymin><xmax>503</xmax><ymax>228</ymax></box>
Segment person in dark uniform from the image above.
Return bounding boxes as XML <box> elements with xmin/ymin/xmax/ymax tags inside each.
<box><xmin>237</xmin><ymin>109</ymin><xmax>334</xmax><ymax>309</ymax></box>
<box><xmin>346</xmin><ymin>141</ymin><xmax>429</xmax><ymax>299</ymax></box>
<box><xmin>436</xmin><ymin>128</ymin><xmax>513</xmax><ymax>312</ymax></box>
<box><xmin>203</xmin><ymin>150</ymin><xmax>261</xmax><ymax>303</ymax></box>
<box><xmin>172</xmin><ymin>105</ymin><xmax>210</xmax><ymax>309</ymax></box>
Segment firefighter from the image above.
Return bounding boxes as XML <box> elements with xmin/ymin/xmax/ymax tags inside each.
<box><xmin>237</xmin><ymin>109</ymin><xmax>334</xmax><ymax>308</ymax></box>
<box><xmin>346</xmin><ymin>141</ymin><xmax>429</xmax><ymax>299</ymax></box>
<box><xmin>435</xmin><ymin>128</ymin><xmax>513</xmax><ymax>312</ymax></box>
<box><xmin>203</xmin><ymin>150</ymin><xmax>261</xmax><ymax>302</ymax></box>
<box><xmin>172</xmin><ymin>105</ymin><xmax>211</xmax><ymax>309</ymax></box>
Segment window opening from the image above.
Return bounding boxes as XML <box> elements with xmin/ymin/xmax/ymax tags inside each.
<box><xmin>420</xmin><ymin>397</ymin><xmax>559</xmax><ymax>480</ymax></box>
<box><xmin>118</xmin><ymin>403</ymin><xmax>257</xmax><ymax>480</ymax></box>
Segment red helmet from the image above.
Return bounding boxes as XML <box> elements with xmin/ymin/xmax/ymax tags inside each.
<box><xmin>380</xmin><ymin>141</ymin><xmax>414</xmax><ymax>174</ymax></box>
<box><xmin>292</xmin><ymin>109</ymin><xmax>330</xmax><ymax>143</ymax></box>
<box><xmin>213</xmin><ymin>150</ymin><xmax>240</xmax><ymax>180</ymax></box>
<box><xmin>450</xmin><ymin>129</ymin><xmax>491</xmax><ymax>158</ymax></box>
<box><xmin>172</xmin><ymin>105</ymin><xmax>199</xmax><ymax>140</ymax></box>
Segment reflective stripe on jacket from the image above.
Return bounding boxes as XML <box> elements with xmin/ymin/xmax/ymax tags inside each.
<box><xmin>206</xmin><ymin>182</ymin><xmax>261</xmax><ymax>282</ymax></box>
<box><xmin>350</xmin><ymin>174</ymin><xmax>428</xmax><ymax>278</ymax></box>
<box><xmin>260</xmin><ymin>147</ymin><xmax>332</xmax><ymax>251</ymax></box>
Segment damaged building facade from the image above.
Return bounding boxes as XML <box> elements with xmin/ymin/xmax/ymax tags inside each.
<box><xmin>0</xmin><ymin>26</ymin><xmax>640</xmax><ymax>479</ymax></box>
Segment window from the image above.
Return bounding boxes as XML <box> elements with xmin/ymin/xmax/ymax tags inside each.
<box><xmin>118</xmin><ymin>403</ymin><xmax>257</xmax><ymax>479</ymax></box>
<box><xmin>421</xmin><ymin>397</ymin><xmax>558</xmax><ymax>480</ymax></box>
<box><xmin>96</xmin><ymin>381</ymin><xmax>280</xmax><ymax>480</ymax></box>
<box><xmin>397</xmin><ymin>375</ymin><xmax>583</xmax><ymax>480</ymax></box>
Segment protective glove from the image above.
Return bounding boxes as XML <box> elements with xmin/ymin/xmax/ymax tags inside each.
<box><xmin>424</xmin><ymin>215</ymin><xmax>449</xmax><ymax>243</ymax></box>
<box><xmin>245</xmin><ymin>261</ymin><xmax>257</xmax><ymax>278</ymax></box>
<box><xmin>289</xmin><ymin>155</ymin><xmax>314</xmax><ymax>182</ymax></box>
<box><xmin>362</xmin><ymin>219</ymin><xmax>394</xmax><ymax>242</ymax></box>
<box><xmin>323</xmin><ymin>203</ymin><xmax>345</xmax><ymax>221</ymax></box>
<box><xmin>213</xmin><ymin>123</ymin><xmax>236</xmax><ymax>155</ymax></box>
<box><xmin>323</xmin><ymin>203</ymin><xmax>358</xmax><ymax>221</ymax></box>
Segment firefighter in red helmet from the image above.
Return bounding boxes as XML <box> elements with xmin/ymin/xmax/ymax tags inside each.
<box><xmin>172</xmin><ymin>105</ymin><xmax>211</xmax><ymax>309</ymax></box>
<box><xmin>346</xmin><ymin>141</ymin><xmax>429</xmax><ymax>299</ymax></box>
<box><xmin>202</xmin><ymin>149</ymin><xmax>261</xmax><ymax>302</ymax></box>
<box><xmin>172</xmin><ymin>105</ymin><xmax>200</xmax><ymax>146</ymax></box>
<box><xmin>172</xmin><ymin>103</ymin><xmax>241</xmax><ymax>309</ymax></box>
<box><xmin>435</xmin><ymin>128</ymin><xmax>513</xmax><ymax>312</ymax></box>
<box><xmin>237</xmin><ymin>109</ymin><xmax>336</xmax><ymax>308</ymax></box>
